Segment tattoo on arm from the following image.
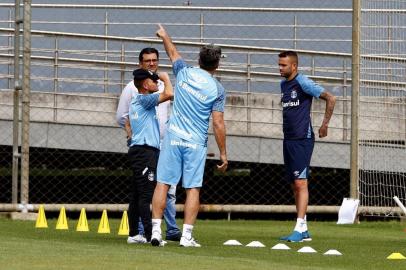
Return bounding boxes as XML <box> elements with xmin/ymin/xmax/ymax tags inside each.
<box><xmin>320</xmin><ymin>91</ymin><xmax>336</xmax><ymax>126</ymax></box>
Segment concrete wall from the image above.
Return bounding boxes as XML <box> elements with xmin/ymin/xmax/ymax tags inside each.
<box><xmin>1</xmin><ymin>90</ymin><xmax>405</xmax><ymax>172</ymax></box>
<box><xmin>1</xmin><ymin>90</ymin><xmax>404</xmax><ymax>141</ymax></box>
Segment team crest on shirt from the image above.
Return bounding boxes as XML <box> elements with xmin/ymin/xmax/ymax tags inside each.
<box><xmin>291</xmin><ymin>90</ymin><xmax>297</xmax><ymax>99</ymax></box>
<box><xmin>148</xmin><ymin>171</ymin><xmax>155</xmax><ymax>181</ymax></box>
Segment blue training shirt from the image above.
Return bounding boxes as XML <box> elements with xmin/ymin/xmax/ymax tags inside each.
<box><xmin>167</xmin><ymin>59</ymin><xmax>226</xmax><ymax>146</ymax></box>
<box><xmin>280</xmin><ymin>73</ymin><xmax>324</xmax><ymax>140</ymax></box>
<box><xmin>129</xmin><ymin>92</ymin><xmax>160</xmax><ymax>149</ymax></box>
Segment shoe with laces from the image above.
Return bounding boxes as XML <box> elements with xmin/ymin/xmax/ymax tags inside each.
<box><xmin>279</xmin><ymin>231</ymin><xmax>304</xmax><ymax>242</ymax></box>
<box><xmin>127</xmin><ymin>234</ymin><xmax>147</xmax><ymax>244</ymax></box>
<box><xmin>302</xmin><ymin>231</ymin><xmax>312</xmax><ymax>241</ymax></box>
<box><xmin>179</xmin><ymin>236</ymin><xmax>201</xmax><ymax>247</ymax></box>
<box><xmin>151</xmin><ymin>231</ymin><xmax>166</xmax><ymax>247</ymax></box>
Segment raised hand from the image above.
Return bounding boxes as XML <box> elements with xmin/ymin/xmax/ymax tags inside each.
<box><xmin>156</xmin><ymin>24</ymin><xmax>168</xmax><ymax>39</ymax></box>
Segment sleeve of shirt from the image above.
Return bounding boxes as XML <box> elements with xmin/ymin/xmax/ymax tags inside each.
<box><xmin>298</xmin><ymin>74</ymin><xmax>324</xmax><ymax>98</ymax></box>
<box><xmin>173</xmin><ymin>59</ymin><xmax>188</xmax><ymax>76</ymax></box>
<box><xmin>116</xmin><ymin>82</ymin><xmax>137</xmax><ymax>127</ymax></box>
<box><xmin>212</xmin><ymin>81</ymin><xmax>226</xmax><ymax>112</ymax></box>
<box><xmin>137</xmin><ymin>93</ymin><xmax>160</xmax><ymax>110</ymax></box>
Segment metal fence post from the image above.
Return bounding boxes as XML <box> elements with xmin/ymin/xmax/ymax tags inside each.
<box><xmin>350</xmin><ymin>0</ymin><xmax>361</xmax><ymax>199</ymax></box>
<box><xmin>12</xmin><ymin>0</ymin><xmax>23</xmax><ymax>205</ymax></box>
<box><xmin>293</xmin><ymin>15</ymin><xmax>297</xmax><ymax>49</ymax></box>
<box><xmin>120</xmin><ymin>43</ymin><xmax>125</xmax><ymax>91</ymax></box>
<box><xmin>53</xmin><ymin>37</ymin><xmax>59</xmax><ymax>122</ymax></box>
<box><xmin>387</xmin><ymin>14</ymin><xmax>392</xmax><ymax>81</ymax></box>
<box><xmin>342</xmin><ymin>59</ymin><xmax>348</xmax><ymax>141</ymax></box>
<box><xmin>20</xmin><ymin>0</ymin><xmax>32</xmax><ymax>211</ymax></box>
<box><xmin>7</xmin><ymin>9</ymin><xmax>12</xmax><ymax>90</ymax></box>
<box><xmin>200</xmin><ymin>13</ymin><xmax>204</xmax><ymax>43</ymax></box>
<box><xmin>104</xmin><ymin>11</ymin><xmax>108</xmax><ymax>93</ymax></box>
<box><xmin>247</xmin><ymin>52</ymin><xmax>251</xmax><ymax>135</ymax></box>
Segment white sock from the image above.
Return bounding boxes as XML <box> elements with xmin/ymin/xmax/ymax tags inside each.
<box><xmin>303</xmin><ymin>215</ymin><xmax>308</xmax><ymax>231</ymax></box>
<box><xmin>182</xmin><ymin>224</ymin><xmax>194</xmax><ymax>239</ymax></box>
<box><xmin>294</xmin><ymin>218</ymin><xmax>306</xmax><ymax>233</ymax></box>
<box><xmin>152</xmin><ymin>219</ymin><xmax>162</xmax><ymax>234</ymax></box>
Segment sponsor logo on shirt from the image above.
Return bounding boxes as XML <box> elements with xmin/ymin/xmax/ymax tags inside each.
<box><xmin>282</xmin><ymin>100</ymin><xmax>300</xmax><ymax>108</ymax></box>
<box><xmin>170</xmin><ymin>140</ymin><xmax>197</xmax><ymax>149</ymax></box>
<box><xmin>178</xmin><ymin>81</ymin><xmax>208</xmax><ymax>102</ymax></box>
<box><xmin>174</xmin><ymin>111</ymin><xmax>192</xmax><ymax>125</ymax></box>
<box><xmin>169</xmin><ymin>123</ymin><xmax>193</xmax><ymax>139</ymax></box>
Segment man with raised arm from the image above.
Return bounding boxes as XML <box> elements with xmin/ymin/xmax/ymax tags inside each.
<box><xmin>151</xmin><ymin>24</ymin><xmax>228</xmax><ymax>247</ymax></box>
<box><xmin>116</xmin><ymin>48</ymin><xmax>182</xmax><ymax>243</ymax></box>
<box><xmin>125</xmin><ymin>68</ymin><xmax>173</xmax><ymax>243</ymax></box>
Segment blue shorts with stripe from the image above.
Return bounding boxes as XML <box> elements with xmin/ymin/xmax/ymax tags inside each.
<box><xmin>157</xmin><ymin>132</ymin><xmax>207</xmax><ymax>188</ymax></box>
<box><xmin>283</xmin><ymin>138</ymin><xmax>314</xmax><ymax>183</ymax></box>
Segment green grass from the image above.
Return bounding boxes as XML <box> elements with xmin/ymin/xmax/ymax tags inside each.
<box><xmin>0</xmin><ymin>218</ymin><xmax>405</xmax><ymax>270</ymax></box>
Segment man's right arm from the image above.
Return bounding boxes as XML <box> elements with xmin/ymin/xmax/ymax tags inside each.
<box><xmin>157</xmin><ymin>72</ymin><xmax>174</xmax><ymax>103</ymax></box>
<box><xmin>156</xmin><ymin>24</ymin><xmax>181</xmax><ymax>63</ymax></box>
<box><xmin>212</xmin><ymin>111</ymin><xmax>228</xmax><ymax>173</ymax></box>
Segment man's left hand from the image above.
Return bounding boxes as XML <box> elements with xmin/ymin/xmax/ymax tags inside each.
<box><xmin>318</xmin><ymin>125</ymin><xmax>328</xmax><ymax>138</ymax></box>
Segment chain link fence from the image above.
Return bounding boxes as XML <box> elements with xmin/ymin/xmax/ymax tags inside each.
<box><xmin>1</xmin><ymin>1</ymin><xmax>399</xmax><ymax>215</ymax></box>
<box><xmin>358</xmin><ymin>0</ymin><xmax>406</xmax><ymax>216</ymax></box>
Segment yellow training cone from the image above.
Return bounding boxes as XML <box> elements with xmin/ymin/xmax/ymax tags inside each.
<box><xmin>35</xmin><ymin>205</ymin><xmax>48</xmax><ymax>228</ymax></box>
<box><xmin>56</xmin><ymin>206</ymin><xmax>68</xmax><ymax>230</ymax></box>
<box><xmin>76</xmin><ymin>208</ymin><xmax>89</xmax><ymax>232</ymax></box>
<box><xmin>387</xmin><ymin>253</ymin><xmax>406</xmax><ymax>259</ymax></box>
<box><xmin>97</xmin><ymin>209</ymin><xmax>110</xmax><ymax>234</ymax></box>
<box><xmin>118</xmin><ymin>210</ymin><xmax>129</xmax><ymax>236</ymax></box>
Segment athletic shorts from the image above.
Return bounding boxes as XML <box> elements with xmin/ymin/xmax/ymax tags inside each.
<box><xmin>283</xmin><ymin>138</ymin><xmax>314</xmax><ymax>183</ymax></box>
<box><xmin>157</xmin><ymin>132</ymin><xmax>207</xmax><ymax>188</ymax></box>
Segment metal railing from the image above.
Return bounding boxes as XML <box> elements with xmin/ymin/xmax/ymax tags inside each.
<box><xmin>0</xmin><ymin>27</ymin><xmax>353</xmax><ymax>142</ymax></box>
<box><xmin>0</xmin><ymin>3</ymin><xmax>354</xmax><ymax>52</ymax></box>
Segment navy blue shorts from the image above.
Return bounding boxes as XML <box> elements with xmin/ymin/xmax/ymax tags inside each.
<box><xmin>283</xmin><ymin>138</ymin><xmax>314</xmax><ymax>183</ymax></box>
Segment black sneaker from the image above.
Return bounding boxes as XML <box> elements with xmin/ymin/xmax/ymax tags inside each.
<box><xmin>165</xmin><ymin>233</ymin><xmax>181</xmax><ymax>241</ymax></box>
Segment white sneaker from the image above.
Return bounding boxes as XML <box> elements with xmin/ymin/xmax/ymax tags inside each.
<box><xmin>127</xmin><ymin>234</ymin><xmax>147</xmax><ymax>244</ymax></box>
<box><xmin>180</xmin><ymin>236</ymin><xmax>201</xmax><ymax>247</ymax></box>
<box><xmin>151</xmin><ymin>231</ymin><xmax>166</xmax><ymax>247</ymax></box>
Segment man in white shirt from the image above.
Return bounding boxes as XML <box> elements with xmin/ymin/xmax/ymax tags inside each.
<box><xmin>116</xmin><ymin>47</ymin><xmax>181</xmax><ymax>243</ymax></box>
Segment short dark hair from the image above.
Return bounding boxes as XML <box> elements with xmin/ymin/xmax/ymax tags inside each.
<box><xmin>133</xmin><ymin>79</ymin><xmax>143</xmax><ymax>89</ymax></box>
<box><xmin>139</xmin><ymin>47</ymin><xmax>159</xmax><ymax>62</ymax></box>
<box><xmin>278</xmin><ymin>50</ymin><xmax>298</xmax><ymax>65</ymax></box>
<box><xmin>199</xmin><ymin>44</ymin><xmax>221</xmax><ymax>71</ymax></box>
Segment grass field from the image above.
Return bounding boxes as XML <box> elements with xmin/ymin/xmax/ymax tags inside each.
<box><xmin>0</xmin><ymin>217</ymin><xmax>405</xmax><ymax>270</ymax></box>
